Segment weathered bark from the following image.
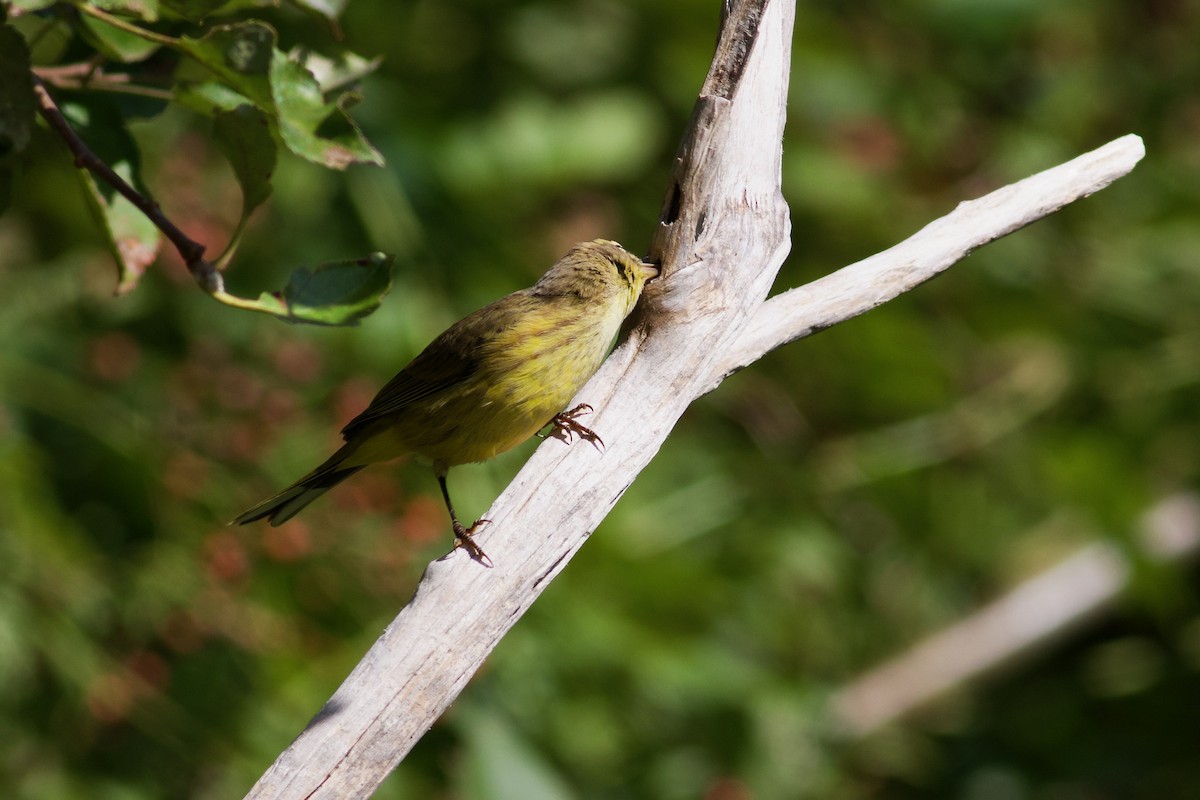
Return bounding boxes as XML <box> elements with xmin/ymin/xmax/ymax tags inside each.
<box><xmin>245</xmin><ymin>0</ymin><xmax>1145</xmax><ymax>795</ymax></box>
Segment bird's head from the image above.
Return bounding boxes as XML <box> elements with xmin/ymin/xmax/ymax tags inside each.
<box><xmin>535</xmin><ymin>239</ymin><xmax>659</xmax><ymax>311</ymax></box>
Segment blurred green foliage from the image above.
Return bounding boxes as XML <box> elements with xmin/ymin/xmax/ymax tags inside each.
<box><xmin>2</xmin><ymin>0</ymin><xmax>1200</xmax><ymax>798</ymax></box>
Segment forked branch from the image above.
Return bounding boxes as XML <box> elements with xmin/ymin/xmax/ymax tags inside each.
<box><xmin>243</xmin><ymin>0</ymin><xmax>1144</xmax><ymax>796</ymax></box>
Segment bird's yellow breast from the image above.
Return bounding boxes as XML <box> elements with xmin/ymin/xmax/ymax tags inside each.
<box><xmin>350</xmin><ymin>292</ymin><xmax>629</xmax><ymax>469</ymax></box>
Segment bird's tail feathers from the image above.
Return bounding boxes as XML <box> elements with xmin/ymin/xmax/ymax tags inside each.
<box><xmin>232</xmin><ymin>451</ymin><xmax>365</xmax><ymax>527</ymax></box>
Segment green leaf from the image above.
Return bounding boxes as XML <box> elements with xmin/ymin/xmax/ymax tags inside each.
<box><xmin>296</xmin><ymin>48</ymin><xmax>382</xmax><ymax>93</ymax></box>
<box><xmin>89</xmin><ymin>0</ymin><xmax>159</xmax><ymax>22</ymax></box>
<box><xmin>79</xmin><ymin>11</ymin><xmax>163</xmax><ymax>62</ymax></box>
<box><xmin>212</xmin><ymin>103</ymin><xmax>275</xmax><ymax>215</ymax></box>
<box><xmin>275</xmin><ymin>252</ymin><xmax>393</xmax><ymax>324</ymax></box>
<box><xmin>210</xmin><ymin>103</ymin><xmax>276</xmax><ymax>267</ymax></box>
<box><xmin>218</xmin><ymin>253</ymin><xmax>393</xmax><ymax>325</ymax></box>
<box><xmin>287</xmin><ymin>0</ymin><xmax>347</xmax><ymax>23</ymax></box>
<box><xmin>177</xmin><ymin>21</ymin><xmax>275</xmax><ymax>111</ymax></box>
<box><xmin>9</xmin><ymin>0</ymin><xmax>61</xmax><ymax>11</ymax></box>
<box><xmin>174</xmin><ymin>79</ymin><xmax>255</xmax><ymax>116</ymax></box>
<box><xmin>0</xmin><ymin>26</ymin><xmax>36</xmax><ymax>157</ymax></box>
<box><xmin>176</xmin><ymin>24</ymin><xmax>382</xmax><ymax>169</ymax></box>
<box><xmin>269</xmin><ymin>51</ymin><xmax>383</xmax><ymax>169</ymax></box>
<box><xmin>79</xmin><ymin>164</ymin><xmax>162</xmax><ymax>294</ymax></box>
<box><xmin>160</xmin><ymin>0</ymin><xmax>237</xmax><ymax>22</ymax></box>
<box><xmin>62</xmin><ymin>99</ymin><xmax>161</xmax><ymax>293</ymax></box>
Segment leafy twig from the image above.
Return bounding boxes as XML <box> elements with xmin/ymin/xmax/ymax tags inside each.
<box><xmin>31</xmin><ymin>75</ymin><xmax>223</xmax><ymax>292</ymax></box>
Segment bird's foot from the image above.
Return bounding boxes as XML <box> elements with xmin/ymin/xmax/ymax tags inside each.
<box><xmin>542</xmin><ymin>403</ymin><xmax>605</xmax><ymax>452</ymax></box>
<box><xmin>452</xmin><ymin>518</ymin><xmax>494</xmax><ymax>568</ymax></box>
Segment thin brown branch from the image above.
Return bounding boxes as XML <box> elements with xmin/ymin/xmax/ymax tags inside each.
<box><xmin>33</xmin><ymin>63</ymin><xmax>174</xmax><ymax>100</ymax></box>
<box><xmin>32</xmin><ymin>61</ymin><xmax>105</xmax><ymax>82</ymax></box>
<box><xmin>31</xmin><ymin>75</ymin><xmax>221</xmax><ymax>292</ymax></box>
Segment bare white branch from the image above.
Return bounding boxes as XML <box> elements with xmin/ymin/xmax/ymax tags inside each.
<box><xmin>246</xmin><ymin>1</ymin><xmax>795</xmax><ymax>796</ymax></box>
<box><xmin>244</xmin><ymin>0</ymin><xmax>1147</xmax><ymax>795</ymax></box>
<box><xmin>829</xmin><ymin>492</ymin><xmax>1200</xmax><ymax>737</ymax></box>
<box><xmin>707</xmin><ymin>133</ymin><xmax>1146</xmax><ymax>391</ymax></box>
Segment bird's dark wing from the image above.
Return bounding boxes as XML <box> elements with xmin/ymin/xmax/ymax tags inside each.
<box><xmin>339</xmin><ymin>293</ymin><xmax>526</xmax><ymax>439</ymax></box>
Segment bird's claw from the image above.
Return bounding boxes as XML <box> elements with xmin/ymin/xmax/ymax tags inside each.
<box><xmin>452</xmin><ymin>518</ymin><xmax>494</xmax><ymax>568</ymax></box>
<box><xmin>542</xmin><ymin>403</ymin><xmax>605</xmax><ymax>452</ymax></box>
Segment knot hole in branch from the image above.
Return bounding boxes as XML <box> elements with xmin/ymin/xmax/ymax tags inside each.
<box><xmin>661</xmin><ymin>181</ymin><xmax>682</xmax><ymax>225</ymax></box>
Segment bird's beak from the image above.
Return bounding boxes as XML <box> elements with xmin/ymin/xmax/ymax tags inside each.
<box><xmin>639</xmin><ymin>260</ymin><xmax>661</xmax><ymax>283</ymax></box>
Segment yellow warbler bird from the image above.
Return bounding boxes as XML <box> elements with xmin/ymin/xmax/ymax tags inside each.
<box><xmin>233</xmin><ymin>239</ymin><xmax>659</xmax><ymax>566</ymax></box>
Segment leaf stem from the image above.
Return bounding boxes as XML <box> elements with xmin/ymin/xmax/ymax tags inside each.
<box><xmin>210</xmin><ymin>288</ymin><xmax>276</xmax><ymax>314</ymax></box>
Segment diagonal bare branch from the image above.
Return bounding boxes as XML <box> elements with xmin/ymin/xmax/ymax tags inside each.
<box><xmin>707</xmin><ymin>134</ymin><xmax>1146</xmax><ymax>391</ymax></box>
<box><xmin>243</xmin><ymin>0</ymin><xmax>1145</xmax><ymax>795</ymax></box>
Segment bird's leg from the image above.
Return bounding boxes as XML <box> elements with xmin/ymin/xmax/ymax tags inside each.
<box><xmin>541</xmin><ymin>403</ymin><xmax>605</xmax><ymax>452</ymax></box>
<box><xmin>437</xmin><ymin>472</ymin><xmax>493</xmax><ymax>568</ymax></box>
